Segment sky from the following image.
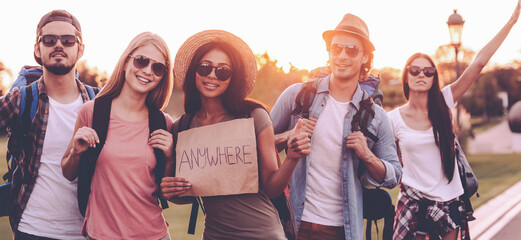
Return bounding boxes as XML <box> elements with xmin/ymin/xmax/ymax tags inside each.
<box><xmin>1</xmin><ymin>0</ymin><xmax>521</xmax><ymax>87</ymax></box>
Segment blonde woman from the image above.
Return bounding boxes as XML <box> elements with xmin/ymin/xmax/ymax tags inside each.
<box><xmin>62</xmin><ymin>32</ymin><xmax>174</xmax><ymax>240</ymax></box>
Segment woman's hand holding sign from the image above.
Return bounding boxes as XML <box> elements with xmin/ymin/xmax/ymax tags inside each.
<box><xmin>286</xmin><ymin>119</ymin><xmax>311</xmax><ymax>160</ymax></box>
<box><xmin>160</xmin><ymin>177</ymin><xmax>192</xmax><ymax>201</ymax></box>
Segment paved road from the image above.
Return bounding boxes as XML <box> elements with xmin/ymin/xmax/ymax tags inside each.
<box><xmin>467</xmin><ymin>120</ymin><xmax>514</xmax><ymax>154</ymax></box>
<box><xmin>466</xmin><ymin>119</ymin><xmax>521</xmax><ymax>239</ymax></box>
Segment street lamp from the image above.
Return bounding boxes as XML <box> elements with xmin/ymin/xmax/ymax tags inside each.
<box><xmin>447</xmin><ymin>9</ymin><xmax>465</xmax><ymax>78</ymax></box>
<box><xmin>447</xmin><ymin>9</ymin><xmax>465</xmax><ymax>136</ymax></box>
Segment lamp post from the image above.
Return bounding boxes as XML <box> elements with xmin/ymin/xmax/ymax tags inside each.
<box><xmin>447</xmin><ymin>9</ymin><xmax>465</xmax><ymax>135</ymax></box>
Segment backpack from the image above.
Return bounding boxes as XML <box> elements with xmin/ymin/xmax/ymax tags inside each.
<box><xmin>76</xmin><ymin>96</ymin><xmax>169</xmax><ymax>217</ymax></box>
<box><xmin>174</xmin><ymin>112</ymin><xmax>298</xmax><ymax>240</ymax></box>
<box><xmin>0</xmin><ymin>66</ymin><xmax>99</xmax><ymax>217</ymax></box>
<box><xmin>292</xmin><ymin>76</ymin><xmax>394</xmax><ymax>240</ymax></box>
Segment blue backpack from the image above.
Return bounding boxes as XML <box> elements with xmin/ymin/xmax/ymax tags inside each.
<box><xmin>0</xmin><ymin>66</ymin><xmax>99</xmax><ymax>216</ymax></box>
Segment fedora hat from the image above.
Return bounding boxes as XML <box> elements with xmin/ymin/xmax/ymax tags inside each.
<box><xmin>174</xmin><ymin>30</ymin><xmax>257</xmax><ymax>96</ymax></box>
<box><xmin>323</xmin><ymin>13</ymin><xmax>375</xmax><ymax>52</ymax></box>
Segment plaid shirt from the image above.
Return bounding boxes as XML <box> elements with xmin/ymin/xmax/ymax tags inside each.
<box><xmin>0</xmin><ymin>78</ymin><xmax>94</xmax><ymax>230</ymax></box>
<box><xmin>393</xmin><ymin>184</ymin><xmax>469</xmax><ymax>240</ymax></box>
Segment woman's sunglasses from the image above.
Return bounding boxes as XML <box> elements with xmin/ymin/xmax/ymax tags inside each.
<box><xmin>130</xmin><ymin>55</ymin><xmax>167</xmax><ymax>77</ymax></box>
<box><xmin>38</xmin><ymin>34</ymin><xmax>80</xmax><ymax>47</ymax></box>
<box><xmin>330</xmin><ymin>43</ymin><xmax>360</xmax><ymax>58</ymax></box>
<box><xmin>408</xmin><ymin>65</ymin><xmax>437</xmax><ymax>77</ymax></box>
<box><xmin>196</xmin><ymin>62</ymin><xmax>233</xmax><ymax>81</ymax></box>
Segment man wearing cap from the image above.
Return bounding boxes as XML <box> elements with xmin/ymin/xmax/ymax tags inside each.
<box><xmin>0</xmin><ymin>10</ymin><xmax>90</xmax><ymax>239</ymax></box>
<box><xmin>270</xmin><ymin>13</ymin><xmax>401</xmax><ymax>239</ymax></box>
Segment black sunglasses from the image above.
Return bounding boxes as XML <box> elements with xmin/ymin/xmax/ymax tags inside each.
<box><xmin>330</xmin><ymin>43</ymin><xmax>361</xmax><ymax>58</ymax></box>
<box><xmin>38</xmin><ymin>34</ymin><xmax>80</xmax><ymax>47</ymax></box>
<box><xmin>196</xmin><ymin>62</ymin><xmax>233</xmax><ymax>81</ymax></box>
<box><xmin>408</xmin><ymin>65</ymin><xmax>437</xmax><ymax>77</ymax></box>
<box><xmin>130</xmin><ymin>55</ymin><xmax>167</xmax><ymax>77</ymax></box>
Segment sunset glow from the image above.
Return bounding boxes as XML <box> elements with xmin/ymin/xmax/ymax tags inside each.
<box><xmin>1</xmin><ymin>0</ymin><xmax>521</xmax><ymax>86</ymax></box>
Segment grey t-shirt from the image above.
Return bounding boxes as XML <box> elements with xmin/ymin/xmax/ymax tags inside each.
<box><xmin>172</xmin><ymin>108</ymin><xmax>286</xmax><ymax>240</ymax></box>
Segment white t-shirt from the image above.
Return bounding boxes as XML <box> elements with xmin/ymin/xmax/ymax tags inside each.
<box><xmin>18</xmin><ymin>95</ymin><xmax>84</xmax><ymax>239</ymax></box>
<box><xmin>301</xmin><ymin>96</ymin><xmax>348</xmax><ymax>226</ymax></box>
<box><xmin>388</xmin><ymin>86</ymin><xmax>463</xmax><ymax>201</ymax></box>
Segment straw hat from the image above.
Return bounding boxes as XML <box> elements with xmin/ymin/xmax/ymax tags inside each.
<box><xmin>174</xmin><ymin>30</ymin><xmax>257</xmax><ymax>96</ymax></box>
<box><xmin>323</xmin><ymin>13</ymin><xmax>375</xmax><ymax>51</ymax></box>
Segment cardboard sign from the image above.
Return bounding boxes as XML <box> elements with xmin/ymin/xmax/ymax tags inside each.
<box><xmin>176</xmin><ymin>118</ymin><xmax>258</xmax><ymax>196</ymax></box>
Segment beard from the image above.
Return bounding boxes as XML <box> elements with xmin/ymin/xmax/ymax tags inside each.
<box><xmin>43</xmin><ymin>62</ymin><xmax>74</xmax><ymax>75</ymax></box>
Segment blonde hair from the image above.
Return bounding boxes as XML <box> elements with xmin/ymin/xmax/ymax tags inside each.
<box><xmin>97</xmin><ymin>32</ymin><xmax>173</xmax><ymax>110</ymax></box>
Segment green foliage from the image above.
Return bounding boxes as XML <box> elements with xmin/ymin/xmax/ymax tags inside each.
<box><xmin>492</xmin><ymin>68</ymin><xmax>521</xmax><ymax>108</ymax></box>
<box><xmin>76</xmin><ymin>60</ymin><xmax>107</xmax><ymax>88</ymax></box>
<box><xmin>460</xmin><ymin>73</ymin><xmax>504</xmax><ymax>118</ymax></box>
<box><xmin>248</xmin><ymin>52</ymin><xmax>308</xmax><ymax>110</ymax></box>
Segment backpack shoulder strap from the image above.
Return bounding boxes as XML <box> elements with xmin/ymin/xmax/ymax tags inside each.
<box><xmin>148</xmin><ymin>107</ymin><xmax>169</xmax><ymax>210</ymax></box>
<box><xmin>351</xmin><ymin>91</ymin><xmax>378</xmax><ymax>142</ymax></box>
<box><xmin>291</xmin><ymin>79</ymin><xmax>318</xmax><ymax>118</ymax></box>
<box><xmin>77</xmin><ymin>96</ymin><xmax>112</xmax><ymax>216</ymax></box>
<box><xmin>84</xmin><ymin>85</ymin><xmax>99</xmax><ymax>100</ymax></box>
<box><xmin>174</xmin><ymin>113</ymin><xmax>202</xmax><ymax>235</ymax></box>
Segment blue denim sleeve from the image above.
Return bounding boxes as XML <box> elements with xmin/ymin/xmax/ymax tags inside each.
<box><xmin>363</xmin><ymin>107</ymin><xmax>402</xmax><ymax>189</ymax></box>
<box><xmin>270</xmin><ymin>83</ymin><xmax>301</xmax><ymax>134</ymax></box>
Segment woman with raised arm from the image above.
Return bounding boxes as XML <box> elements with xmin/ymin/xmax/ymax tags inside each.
<box><xmin>389</xmin><ymin>2</ymin><xmax>520</xmax><ymax>239</ymax></box>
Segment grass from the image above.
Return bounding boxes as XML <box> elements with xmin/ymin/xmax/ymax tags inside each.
<box><xmin>1</xmin><ymin>135</ymin><xmax>520</xmax><ymax>239</ymax></box>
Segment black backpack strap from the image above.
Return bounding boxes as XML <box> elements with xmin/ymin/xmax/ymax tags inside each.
<box><xmin>20</xmin><ymin>83</ymin><xmax>35</xmax><ymax>184</ymax></box>
<box><xmin>148</xmin><ymin>107</ymin><xmax>169</xmax><ymax>210</ymax></box>
<box><xmin>291</xmin><ymin>80</ymin><xmax>318</xmax><ymax>118</ymax></box>
<box><xmin>175</xmin><ymin>114</ymin><xmax>202</xmax><ymax>235</ymax></box>
<box><xmin>77</xmin><ymin>96</ymin><xmax>112</xmax><ymax>216</ymax></box>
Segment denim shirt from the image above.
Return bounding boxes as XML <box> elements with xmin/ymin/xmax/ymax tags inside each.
<box><xmin>270</xmin><ymin>75</ymin><xmax>402</xmax><ymax>240</ymax></box>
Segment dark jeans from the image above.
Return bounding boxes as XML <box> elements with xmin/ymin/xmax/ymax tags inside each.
<box><xmin>298</xmin><ymin>221</ymin><xmax>345</xmax><ymax>240</ymax></box>
<box><xmin>14</xmin><ymin>230</ymin><xmax>58</xmax><ymax>240</ymax></box>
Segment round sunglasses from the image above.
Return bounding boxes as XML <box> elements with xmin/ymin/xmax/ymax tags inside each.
<box><xmin>408</xmin><ymin>65</ymin><xmax>437</xmax><ymax>77</ymax></box>
<box><xmin>330</xmin><ymin>43</ymin><xmax>361</xmax><ymax>58</ymax></box>
<box><xmin>196</xmin><ymin>62</ymin><xmax>233</xmax><ymax>81</ymax></box>
<box><xmin>130</xmin><ymin>55</ymin><xmax>167</xmax><ymax>77</ymax></box>
<box><xmin>38</xmin><ymin>34</ymin><xmax>81</xmax><ymax>47</ymax></box>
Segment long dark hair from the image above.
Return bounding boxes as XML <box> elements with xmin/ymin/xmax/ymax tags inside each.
<box><xmin>402</xmin><ymin>53</ymin><xmax>455</xmax><ymax>182</ymax></box>
<box><xmin>183</xmin><ymin>42</ymin><xmax>265</xmax><ymax>116</ymax></box>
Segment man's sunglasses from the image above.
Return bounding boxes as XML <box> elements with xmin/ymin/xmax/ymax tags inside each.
<box><xmin>330</xmin><ymin>43</ymin><xmax>361</xmax><ymax>58</ymax></box>
<box><xmin>408</xmin><ymin>65</ymin><xmax>437</xmax><ymax>77</ymax></box>
<box><xmin>196</xmin><ymin>62</ymin><xmax>233</xmax><ymax>81</ymax></box>
<box><xmin>38</xmin><ymin>34</ymin><xmax>81</xmax><ymax>47</ymax></box>
<box><xmin>130</xmin><ymin>55</ymin><xmax>167</xmax><ymax>77</ymax></box>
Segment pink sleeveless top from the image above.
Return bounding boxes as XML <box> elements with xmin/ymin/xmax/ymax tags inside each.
<box><xmin>78</xmin><ymin>100</ymin><xmax>173</xmax><ymax>240</ymax></box>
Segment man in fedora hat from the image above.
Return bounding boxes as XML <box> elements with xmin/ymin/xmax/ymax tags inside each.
<box><xmin>270</xmin><ymin>13</ymin><xmax>401</xmax><ymax>239</ymax></box>
<box><xmin>0</xmin><ymin>10</ymin><xmax>93</xmax><ymax>239</ymax></box>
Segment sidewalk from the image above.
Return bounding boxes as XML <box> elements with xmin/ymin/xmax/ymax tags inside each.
<box><xmin>467</xmin><ymin>120</ymin><xmax>513</xmax><ymax>154</ymax></box>
<box><xmin>469</xmin><ymin>180</ymin><xmax>521</xmax><ymax>239</ymax></box>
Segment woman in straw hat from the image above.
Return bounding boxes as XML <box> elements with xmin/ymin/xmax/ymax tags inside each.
<box><xmin>62</xmin><ymin>32</ymin><xmax>174</xmax><ymax>239</ymax></box>
<box><xmin>389</xmin><ymin>1</ymin><xmax>520</xmax><ymax>239</ymax></box>
<box><xmin>161</xmin><ymin>29</ymin><xmax>310</xmax><ymax>239</ymax></box>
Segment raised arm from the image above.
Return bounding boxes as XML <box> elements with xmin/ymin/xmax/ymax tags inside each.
<box><xmin>451</xmin><ymin>0</ymin><xmax>521</xmax><ymax>102</ymax></box>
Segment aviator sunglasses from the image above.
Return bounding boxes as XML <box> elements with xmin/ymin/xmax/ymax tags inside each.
<box><xmin>330</xmin><ymin>43</ymin><xmax>361</xmax><ymax>58</ymax></box>
<box><xmin>38</xmin><ymin>34</ymin><xmax>80</xmax><ymax>47</ymax></box>
<box><xmin>408</xmin><ymin>65</ymin><xmax>437</xmax><ymax>77</ymax></box>
<box><xmin>130</xmin><ymin>55</ymin><xmax>167</xmax><ymax>77</ymax></box>
<box><xmin>196</xmin><ymin>62</ymin><xmax>233</xmax><ymax>81</ymax></box>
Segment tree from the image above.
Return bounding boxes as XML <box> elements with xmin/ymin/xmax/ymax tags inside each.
<box><xmin>459</xmin><ymin>73</ymin><xmax>503</xmax><ymax>118</ymax></box>
<box><xmin>370</xmin><ymin>67</ymin><xmax>405</xmax><ymax>110</ymax></box>
<box><xmin>248</xmin><ymin>52</ymin><xmax>308</xmax><ymax>110</ymax></box>
<box><xmin>433</xmin><ymin>44</ymin><xmax>475</xmax><ymax>85</ymax></box>
<box><xmin>76</xmin><ymin>60</ymin><xmax>108</xmax><ymax>87</ymax></box>
<box><xmin>0</xmin><ymin>60</ymin><xmax>13</xmax><ymax>96</ymax></box>
<box><xmin>492</xmin><ymin>68</ymin><xmax>521</xmax><ymax>108</ymax></box>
